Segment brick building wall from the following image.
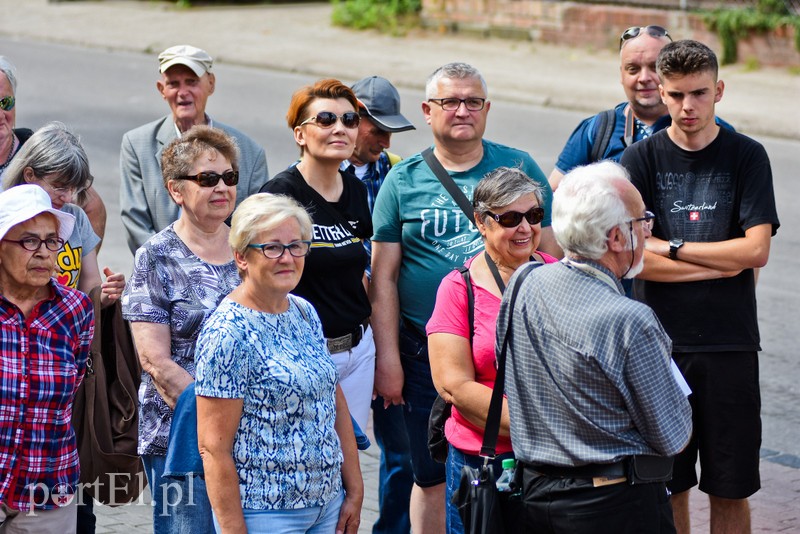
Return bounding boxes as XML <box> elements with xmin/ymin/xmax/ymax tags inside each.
<box><xmin>420</xmin><ymin>0</ymin><xmax>800</xmax><ymax>67</ymax></box>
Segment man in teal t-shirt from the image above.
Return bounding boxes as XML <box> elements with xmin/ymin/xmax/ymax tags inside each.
<box><xmin>370</xmin><ymin>61</ymin><xmax>555</xmax><ymax>533</ymax></box>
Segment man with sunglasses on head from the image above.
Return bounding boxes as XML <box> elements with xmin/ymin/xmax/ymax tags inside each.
<box><xmin>342</xmin><ymin>75</ymin><xmax>416</xmax><ymax>534</ymax></box>
<box><xmin>621</xmin><ymin>40</ymin><xmax>779</xmax><ymax>534</ymax></box>
<box><xmin>370</xmin><ymin>62</ymin><xmax>555</xmax><ymax>533</ymax></box>
<box><xmin>548</xmin><ymin>25</ymin><xmax>732</xmax><ymax>192</ymax></box>
<box><xmin>120</xmin><ymin>44</ymin><xmax>268</xmax><ymax>255</ymax></box>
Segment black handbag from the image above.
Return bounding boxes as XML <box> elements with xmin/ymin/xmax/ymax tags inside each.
<box><xmin>452</xmin><ymin>262</ymin><xmax>540</xmax><ymax>534</ymax></box>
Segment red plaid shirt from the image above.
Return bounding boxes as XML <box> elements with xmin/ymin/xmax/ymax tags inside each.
<box><xmin>0</xmin><ymin>281</ymin><xmax>93</xmax><ymax>511</ymax></box>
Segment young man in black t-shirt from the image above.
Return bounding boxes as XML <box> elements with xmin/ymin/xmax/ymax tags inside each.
<box><xmin>621</xmin><ymin>40</ymin><xmax>779</xmax><ymax>534</ymax></box>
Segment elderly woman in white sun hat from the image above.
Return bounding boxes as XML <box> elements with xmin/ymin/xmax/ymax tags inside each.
<box><xmin>0</xmin><ymin>184</ymin><xmax>94</xmax><ymax>534</ymax></box>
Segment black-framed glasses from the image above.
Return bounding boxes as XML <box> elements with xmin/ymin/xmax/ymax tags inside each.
<box><xmin>177</xmin><ymin>170</ymin><xmax>239</xmax><ymax>187</ymax></box>
<box><xmin>427</xmin><ymin>98</ymin><xmax>486</xmax><ymax>112</ymax></box>
<box><xmin>619</xmin><ymin>26</ymin><xmax>672</xmax><ymax>50</ymax></box>
<box><xmin>247</xmin><ymin>240</ymin><xmax>312</xmax><ymax>259</ymax></box>
<box><xmin>2</xmin><ymin>236</ymin><xmax>64</xmax><ymax>252</ymax></box>
<box><xmin>486</xmin><ymin>206</ymin><xmax>545</xmax><ymax>228</ymax></box>
<box><xmin>629</xmin><ymin>210</ymin><xmax>656</xmax><ymax>231</ymax></box>
<box><xmin>299</xmin><ymin>111</ymin><xmax>360</xmax><ymax>129</ymax></box>
<box><xmin>0</xmin><ymin>96</ymin><xmax>15</xmax><ymax>111</ymax></box>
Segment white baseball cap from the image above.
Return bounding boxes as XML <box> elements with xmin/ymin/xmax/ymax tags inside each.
<box><xmin>0</xmin><ymin>185</ymin><xmax>75</xmax><ymax>243</ymax></box>
<box><xmin>158</xmin><ymin>45</ymin><xmax>213</xmax><ymax>77</ymax></box>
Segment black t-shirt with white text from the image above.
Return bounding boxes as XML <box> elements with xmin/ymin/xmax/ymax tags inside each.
<box><xmin>261</xmin><ymin>166</ymin><xmax>372</xmax><ymax>339</ymax></box>
<box><xmin>621</xmin><ymin>127</ymin><xmax>779</xmax><ymax>352</ymax></box>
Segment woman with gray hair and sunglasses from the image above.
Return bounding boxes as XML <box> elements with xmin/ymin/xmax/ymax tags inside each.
<box><xmin>426</xmin><ymin>167</ymin><xmax>558</xmax><ymax>534</ymax></box>
<box><xmin>121</xmin><ymin>125</ymin><xmax>240</xmax><ymax>533</ymax></box>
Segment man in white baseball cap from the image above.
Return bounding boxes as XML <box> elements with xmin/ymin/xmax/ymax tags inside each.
<box><xmin>119</xmin><ymin>44</ymin><xmax>269</xmax><ymax>254</ymax></box>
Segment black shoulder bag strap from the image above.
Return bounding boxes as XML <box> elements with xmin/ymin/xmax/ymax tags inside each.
<box><xmin>480</xmin><ymin>261</ymin><xmax>541</xmax><ymax>458</ymax></box>
<box><xmin>590</xmin><ymin>108</ymin><xmax>617</xmax><ymax>163</ymax></box>
<box><xmin>422</xmin><ymin>147</ymin><xmax>475</xmax><ymax>225</ymax></box>
<box><xmin>455</xmin><ymin>266</ymin><xmax>475</xmax><ymax>346</ymax></box>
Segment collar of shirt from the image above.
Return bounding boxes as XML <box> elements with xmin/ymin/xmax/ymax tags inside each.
<box><xmin>174</xmin><ymin>114</ymin><xmax>213</xmax><ymax>137</ymax></box>
<box><xmin>561</xmin><ymin>258</ymin><xmax>624</xmax><ymax>294</ymax></box>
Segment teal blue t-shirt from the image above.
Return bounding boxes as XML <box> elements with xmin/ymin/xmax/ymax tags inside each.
<box><xmin>372</xmin><ymin>139</ymin><xmax>552</xmax><ymax>333</ymax></box>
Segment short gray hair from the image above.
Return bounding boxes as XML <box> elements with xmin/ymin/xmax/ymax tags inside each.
<box><xmin>552</xmin><ymin>161</ymin><xmax>631</xmax><ymax>260</ymax></box>
<box><xmin>3</xmin><ymin>122</ymin><xmax>91</xmax><ymax>193</ymax></box>
<box><xmin>473</xmin><ymin>167</ymin><xmax>544</xmax><ymax>223</ymax></box>
<box><xmin>229</xmin><ymin>193</ymin><xmax>313</xmax><ymax>274</ymax></box>
<box><xmin>0</xmin><ymin>56</ymin><xmax>17</xmax><ymax>94</ymax></box>
<box><xmin>425</xmin><ymin>62</ymin><xmax>487</xmax><ymax>99</ymax></box>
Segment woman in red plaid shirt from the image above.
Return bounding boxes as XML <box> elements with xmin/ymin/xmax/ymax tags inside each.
<box><xmin>0</xmin><ymin>184</ymin><xmax>94</xmax><ymax>533</ymax></box>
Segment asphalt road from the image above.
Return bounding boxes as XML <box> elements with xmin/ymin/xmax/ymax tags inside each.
<box><xmin>5</xmin><ymin>36</ymin><xmax>799</xmax><ymax>460</ymax></box>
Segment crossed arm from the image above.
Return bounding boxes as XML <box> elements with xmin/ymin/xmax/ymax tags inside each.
<box><xmin>638</xmin><ymin>224</ymin><xmax>772</xmax><ymax>282</ymax></box>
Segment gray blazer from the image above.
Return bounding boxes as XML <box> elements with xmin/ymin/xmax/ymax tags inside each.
<box><xmin>119</xmin><ymin>116</ymin><xmax>268</xmax><ymax>254</ymax></box>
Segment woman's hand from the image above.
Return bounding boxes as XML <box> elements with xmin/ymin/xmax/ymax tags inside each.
<box><xmin>336</xmin><ymin>489</ymin><xmax>363</xmax><ymax>534</ymax></box>
<box><xmin>100</xmin><ymin>267</ymin><xmax>125</xmax><ymax>308</ymax></box>
<box><xmin>333</xmin><ymin>385</ymin><xmax>363</xmax><ymax>534</ymax></box>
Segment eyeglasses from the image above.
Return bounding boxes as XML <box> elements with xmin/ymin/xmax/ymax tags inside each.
<box><xmin>619</xmin><ymin>26</ymin><xmax>672</xmax><ymax>50</ymax></box>
<box><xmin>427</xmin><ymin>98</ymin><xmax>486</xmax><ymax>112</ymax></box>
<box><xmin>2</xmin><ymin>236</ymin><xmax>64</xmax><ymax>252</ymax></box>
<box><xmin>629</xmin><ymin>210</ymin><xmax>656</xmax><ymax>231</ymax></box>
<box><xmin>0</xmin><ymin>96</ymin><xmax>15</xmax><ymax>111</ymax></box>
<box><xmin>247</xmin><ymin>240</ymin><xmax>312</xmax><ymax>259</ymax></box>
<box><xmin>299</xmin><ymin>111</ymin><xmax>361</xmax><ymax>129</ymax></box>
<box><xmin>485</xmin><ymin>206</ymin><xmax>545</xmax><ymax>228</ymax></box>
<box><xmin>177</xmin><ymin>170</ymin><xmax>239</xmax><ymax>187</ymax></box>
<box><xmin>38</xmin><ymin>179</ymin><xmax>88</xmax><ymax>199</ymax></box>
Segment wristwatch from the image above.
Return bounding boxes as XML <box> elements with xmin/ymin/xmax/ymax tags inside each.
<box><xmin>669</xmin><ymin>238</ymin><xmax>684</xmax><ymax>260</ymax></box>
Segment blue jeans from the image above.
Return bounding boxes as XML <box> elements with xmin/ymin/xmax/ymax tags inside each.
<box><xmin>216</xmin><ymin>489</ymin><xmax>344</xmax><ymax>533</ymax></box>
<box><xmin>398</xmin><ymin>323</ymin><xmax>446</xmax><ymax>487</ymax></box>
<box><xmin>142</xmin><ymin>454</ymin><xmax>214</xmax><ymax>534</ymax></box>
<box><xmin>371</xmin><ymin>396</ymin><xmax>413</xmax><ymax>534</ymax></box>
<box><xmin>445</xmin><ymin>445</ymin><xmax>514</xmax><ymax>534</ymax></box>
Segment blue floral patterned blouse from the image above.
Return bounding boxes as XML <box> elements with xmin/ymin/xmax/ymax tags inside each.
<box><xmin>195</xmin><ymin>295</ymin><xmax>343</xmax><ymax>510</ymax></box>
<box><xmin>121</xmin><ymin>224</ymin><xmax>240</xmax><ymax>455</ymax></box>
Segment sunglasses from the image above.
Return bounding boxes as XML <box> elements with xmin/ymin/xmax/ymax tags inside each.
<box><xmin>177</xmin><ymin>170</ymin><xmax>239</xmax><ymax>187</ymax></box>
<box><xmin>619</xmin><ymin>26</ymin><xmax>672</xmax><ymax>50</ymax></box>
<box><xmin>0</xmin><ymin>96</ymin><xmax>14</xmax><ymax>111</ymax></box>
<box><xmin>299</xmin><ymin>111</ymin><xmax>361</xmax><ymax>129</ymax></box>
<box><xmin>486</xmin><ymin>206</ymin><xmax>545</xmax><ymax>228</ymax></box>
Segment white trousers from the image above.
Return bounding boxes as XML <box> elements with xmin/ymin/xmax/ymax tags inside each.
<box><xmin>330</xmin><ymin>325</ymin><xmax>376</xmax><ymax>431</ymax></box>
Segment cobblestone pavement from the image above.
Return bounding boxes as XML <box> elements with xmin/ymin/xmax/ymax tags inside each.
<box><xmin>94</xmin><ymin>435</ymin><xmax>799</xmax><ymax>533</ymax></box>
<box><xmin>93</xmin><ymin>447</ymin><xmax>380</xmax><ymax>533</ymax></box>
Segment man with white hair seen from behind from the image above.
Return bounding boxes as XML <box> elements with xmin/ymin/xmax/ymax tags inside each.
<box><xmin>500</xmin><ymin>161</ymin><xmax>692</xmax><ymax>533</ymax></box>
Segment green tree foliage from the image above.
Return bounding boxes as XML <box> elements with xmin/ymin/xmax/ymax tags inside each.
<box><xmin>704</xmin><ymin>0</ymin><xmax>800</xmax><ymax>64</ymax></box>
<box><xmin>331</xmin><ymin>0</ymin><xmax>421</xmax><ymax>34</ymax></box>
